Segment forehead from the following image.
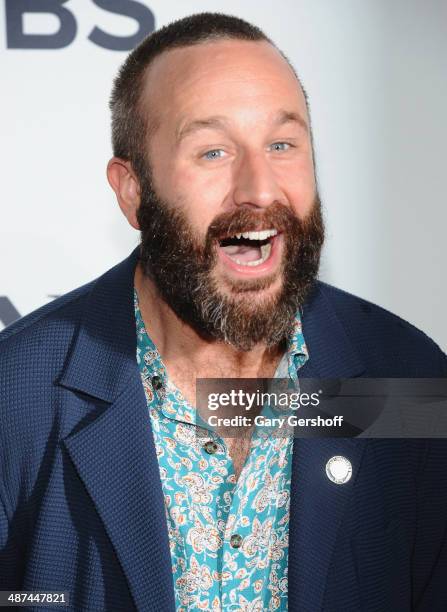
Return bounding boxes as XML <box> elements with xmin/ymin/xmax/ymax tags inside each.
<box><xmin>141</xmin><ymin>39</ymin><xmax>308</xmax><ymax>129</ymax></box>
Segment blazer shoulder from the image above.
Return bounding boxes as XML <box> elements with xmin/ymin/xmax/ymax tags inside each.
<box><xmin>315</xmin><ymin>281</ymin><xmax>447</xmax><ymax>376</ymax></box>
<box><xmin>0</xmin><ymin>279</ymin><xmax>95</xmax><ymax>350</ymax></box>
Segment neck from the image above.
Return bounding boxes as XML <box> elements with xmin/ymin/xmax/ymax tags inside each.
<box><xmin>134</xmin><ymin>262</ymin><xmax>285</xmax><ymax>378</ymax></box>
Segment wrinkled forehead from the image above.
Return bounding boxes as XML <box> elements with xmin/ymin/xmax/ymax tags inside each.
<box><xmin>140</xmin><ymin>39</ymin><xmax>308</xmax><ymax>130</ymax></box>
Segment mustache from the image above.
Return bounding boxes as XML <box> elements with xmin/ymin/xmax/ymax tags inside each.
<box><xmin>206</xmin><ymin>202</ymin><xmax>300</xmax><ymax>242</ymax></box>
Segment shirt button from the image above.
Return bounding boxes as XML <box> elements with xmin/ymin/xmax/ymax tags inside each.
<box><xmin>230</xmin><ymin>534</ymin><xmax>243</xmax><ymax>549</ymax></box>
<box><xmin>151</xmin><ymin>375</ymin><xmax>163</xmax><ymax>390</ymax></box>
<box><xmin>204</xmin><ymin>441</ymin><xmax>218</xmax><ymax>455</ymax></box>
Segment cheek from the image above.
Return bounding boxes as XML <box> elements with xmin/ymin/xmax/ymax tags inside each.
<box><xmin>168</xmin><ymin>163</ymin><xmax>232</xmax><ymax>219</ymax></box>
<box><xmin>278</xmin><ymin>159</ymin><xmax>316</xmax><ymax>216</ymax></box>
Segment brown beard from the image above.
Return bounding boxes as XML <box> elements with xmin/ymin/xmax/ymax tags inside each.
<box><xmin>136</xmin><ymin>168</ymin><xmax>325</xmax><ymax>351</ymax></box>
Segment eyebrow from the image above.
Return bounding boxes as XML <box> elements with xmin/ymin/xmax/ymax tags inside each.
<box><xmin>175</xmin><ymin>108</ymin><xmax>308</xmax><ymax>144</ymax></box>
<box><xmin>273</xmin><ymin>109</ymin><xmax>309</xmax><ymax>133</ymax></box>
<box><xmin>175</xmin><ymin>116</ymin><xmax>229</xmax><ymax>143</ymax></box>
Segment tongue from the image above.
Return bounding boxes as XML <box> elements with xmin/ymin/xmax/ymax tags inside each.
<box><xmin>221</xmin><ymin>244</ymin><xmax>261</xmax><ymax>263</ymax></box>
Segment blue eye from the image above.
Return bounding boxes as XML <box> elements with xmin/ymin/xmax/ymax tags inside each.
<box><xmin>203</xmin><ymin>149</ymin><xmax>224</xmax><ymax>160</ymax></box>
<box><xmin>270</xmin><ymin>142</ymin><xmax>291</xmax><ymax>152</ymax></box>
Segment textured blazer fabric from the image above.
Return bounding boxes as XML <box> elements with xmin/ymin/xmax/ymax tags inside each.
<box><xmin>1</xmin><ymin>247</ymin><xmax>447</xmax><ymax>612</ymax></box>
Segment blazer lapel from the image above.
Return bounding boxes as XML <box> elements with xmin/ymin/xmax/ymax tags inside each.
<box><xmin>288</xmin><ymin>283</ymin><xmax>367</xmax><ymax>610</ymax></box>
<box><xmin>58</xmin><ymin>248</ymin><xmax>175</xmax><ymax>611</ymax></box>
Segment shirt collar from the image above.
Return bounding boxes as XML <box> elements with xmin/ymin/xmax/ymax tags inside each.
<box><xmin>134</xmin><ymin>287</ymin><xmax>308</xmax><ymax>424</ymax></box>
<box><xmin>284</xmin><ymin>311</ymin><xmax>308</xmax><ymax>379</ymax></box>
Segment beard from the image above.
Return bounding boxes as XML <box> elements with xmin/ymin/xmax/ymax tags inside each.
<box><xmin>136</xmin><ymin>167</ymin><xmax>325</xmax><ymax>352</ymax></box>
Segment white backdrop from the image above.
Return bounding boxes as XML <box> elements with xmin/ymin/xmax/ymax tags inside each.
<box><xmin>1</xmin><ymin>0</ymin><xmax>446</xmax><ymax>351</ymax></box>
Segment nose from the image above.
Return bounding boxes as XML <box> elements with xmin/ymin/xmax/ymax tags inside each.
<box><xmin>232</xmin><ymin>150</ymin><xmax>285</xmax><ymax>209</ymax></box>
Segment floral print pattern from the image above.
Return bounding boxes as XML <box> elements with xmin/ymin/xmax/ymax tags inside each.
<box><xmin>134</xmin><ymin>289</ymin><xmax>308</xmax><ymax>611</ymax></box>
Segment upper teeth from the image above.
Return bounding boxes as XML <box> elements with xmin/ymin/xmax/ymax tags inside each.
<box><xmin>233</xmin><ymin>229</ymin><xmax>278</xmax><ymax>240</ymax></box>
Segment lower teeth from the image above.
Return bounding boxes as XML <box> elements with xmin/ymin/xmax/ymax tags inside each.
<box><xmin>233</xmin><ymin>242</ymin><xmax>272</xmax><ymax>266</ymax></box>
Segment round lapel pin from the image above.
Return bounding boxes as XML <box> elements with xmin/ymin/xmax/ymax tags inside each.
<box><xmin>326</xmin><ymin>455</ymin><xmax>352</xmax><ymax>484</ymax></box>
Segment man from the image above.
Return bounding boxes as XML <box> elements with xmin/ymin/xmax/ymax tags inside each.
<box><xmin>1</xmin><ymin>12</ymin><xmax>446</xmax><ymax>612</ymax></box>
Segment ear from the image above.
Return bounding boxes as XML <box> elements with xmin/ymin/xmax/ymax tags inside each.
<box><xmin>107</xmin><ymin>157</ymin><xmax>141</xmax><ymax>230</ymax></box>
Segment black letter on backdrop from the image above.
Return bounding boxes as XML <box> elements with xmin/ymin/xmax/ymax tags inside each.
<box><xmin>0</xmin><ymin>298</ymin><xmax>21</xmax><ymax>328</ymax></box>
<box><xmin>89</xmin><ymin>0</ymin><xmax>155</xmax><ymax>51</ymax></box>
<box><xmin>5</xmin><ymin>0</ymin><xmax>77</xmax><ymax>49</ymax></box>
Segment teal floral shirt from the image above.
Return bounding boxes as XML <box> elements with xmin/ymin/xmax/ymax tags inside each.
<box><xmin>134</xmin><ymin>289</ymin><xmax>308</xmax><ymax>611</ymax></box>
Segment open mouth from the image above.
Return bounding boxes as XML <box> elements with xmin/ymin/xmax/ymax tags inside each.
<box><xmin>218</xmin><ymin>229</ymin><xmax>278</xmax><ymax>267</ymax></box>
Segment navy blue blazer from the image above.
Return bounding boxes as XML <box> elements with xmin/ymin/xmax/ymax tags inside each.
<box><xmin>1</xmin><ymin>247</ymin><xmax>447</xmax><ymax>612</ymax></box>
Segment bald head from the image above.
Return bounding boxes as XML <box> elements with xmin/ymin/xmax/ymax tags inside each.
<box><xmin>109</xmin><ymin>12</ymin><xmax>309</xmax><ymax>179</ymax></box>
<box><xmin>141</xmin><ymin>39</ymin><xmax>309</xmax><ymax>147</ymax></box>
